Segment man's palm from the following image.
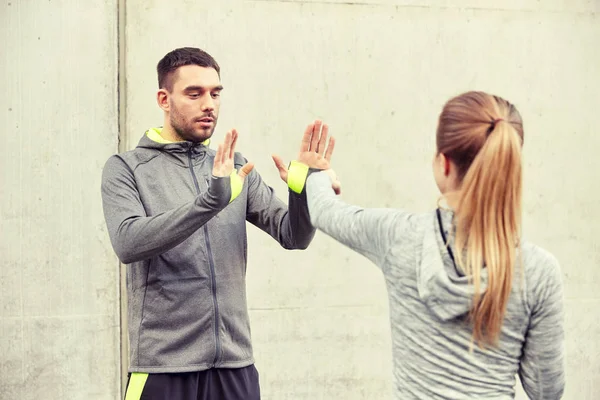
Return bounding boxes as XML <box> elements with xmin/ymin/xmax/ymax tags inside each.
<box><xmin>213</xmin><ymin>129</ymin><xmax>254</xmax><ymax>179</ymax></box>
<box><xmin>272</xmin><ymin>120</ymin><xmax>335</xmax><ymax>183</ymax></box>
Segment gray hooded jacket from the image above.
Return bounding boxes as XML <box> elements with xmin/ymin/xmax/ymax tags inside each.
<box><xmin>306</xmin><ymin>171</ymin><xmax>565</xmax><ymax>400</ymax></box>
<box><xmin>101</xmin><ymin>130</ymin><xmax>315</xmax><ymax>373</ymax></box>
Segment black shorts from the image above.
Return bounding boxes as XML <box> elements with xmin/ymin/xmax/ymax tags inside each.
<box><xmin>124</xmin><ymin>365</ymin><xmax>261</xmax><ymax>400</ymax></box>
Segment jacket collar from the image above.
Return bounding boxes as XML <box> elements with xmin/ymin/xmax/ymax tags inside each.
<box><xmin>137</xmin><ymin>127</ymin><xmax>212</xmax><ymax>166</ymax></box>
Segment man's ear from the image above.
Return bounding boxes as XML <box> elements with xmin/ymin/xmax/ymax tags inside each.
<box><xmin>157</xmin><ymin>89</ymin><xmax>169</xmax><ymax>112</ymax></box>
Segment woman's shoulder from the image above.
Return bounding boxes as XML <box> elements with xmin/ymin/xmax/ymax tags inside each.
<box><xmin>520</xmin><ymin>241</ymin><xmax>562</xmax><ymax>278</ymax></box>
<box><xmin>518</xmin><ymin>241</ymin><xmax>564</xmax><ymax>310</ymax></box>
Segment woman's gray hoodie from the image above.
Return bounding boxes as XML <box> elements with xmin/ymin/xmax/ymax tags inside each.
<box><xmin>306</xmin><ymin>171</ymin><xmax>565</xmax><ymax>400</ymax></box>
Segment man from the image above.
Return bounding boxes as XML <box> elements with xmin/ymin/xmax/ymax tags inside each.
<box><xmin>101</xmin><ymin>47</ymin><xmax>335</xmax><ymax>400</ymax></box>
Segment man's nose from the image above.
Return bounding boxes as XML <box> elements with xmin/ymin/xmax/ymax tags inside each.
<box><xmin>201</xmin><ymin>93</ymin><xmax>215</xmax><ymax>112</ymax></box>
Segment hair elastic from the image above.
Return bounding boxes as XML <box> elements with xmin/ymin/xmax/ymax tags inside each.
<box><xmin>487</xmin><ymin>118</ymin><xmax>504</xmax><ymax>136</ymax></box>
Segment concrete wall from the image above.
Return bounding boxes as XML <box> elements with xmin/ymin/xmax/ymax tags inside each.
<box><xmin>0</xmin><ymin>1</ymin><xmax>121</xmax><ymax>399</ymax></box>
<box><xmin>124</xmin><ymin>1</ymin><xmax>599</xmax><ymax>399</ymax></box>
<box><xmin>1</xmin><ymin>0</ymin><xmax>599</xmax><ymax>399</ymax></box>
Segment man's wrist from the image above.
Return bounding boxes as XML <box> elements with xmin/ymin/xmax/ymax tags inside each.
<box><xmin>287</xmin><ymin>160</ymin><xmax>310</xmax><ymax>194</ymax></box>
<box><xmin>229</xmin><ymin>170</ymin><xmax>243</xmax><ymax>203</ymax></box>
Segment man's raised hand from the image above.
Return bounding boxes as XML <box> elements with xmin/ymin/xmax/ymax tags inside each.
<box><xmin>213</xmin><ymin>129</ymin><xmax>254</xmax><ymax>179</ymax></box>
<box><xmin>271</xmin><ymin>120</ymin><xmax>336</xmax><ymax>183</ymax></box>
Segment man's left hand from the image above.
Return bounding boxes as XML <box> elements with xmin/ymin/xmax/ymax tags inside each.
<box><xmin>272</xmin><ymin>119</ymin><xmax>336</xmax><ymax>183</ymax></box>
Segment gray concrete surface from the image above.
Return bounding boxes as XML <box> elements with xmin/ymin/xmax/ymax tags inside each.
<box><xmin>1</xmin><ymin>0</ymin><xmax>599</xmax><ymax>399</ymax></box>
<box><xmin>0</xmin><ymin>0</ymin><xmax>120</xmax><ymax>399</ymax></box>
<box><xmin>124</xmin><ymin>1</ymin><xmax>599</xmax><ymax>399</ymax></box>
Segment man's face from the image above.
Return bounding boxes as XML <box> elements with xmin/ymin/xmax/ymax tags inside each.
<box><xmin>165</xmin><ymin>65</ymin><xmax>223</xmax><ymax>142</ymax></box>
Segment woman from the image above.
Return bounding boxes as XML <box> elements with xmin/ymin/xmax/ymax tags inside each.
<box><xmin>304</xmin><ymin>92</ymin><xmax>565</xmax><ymax>399</ymax></box>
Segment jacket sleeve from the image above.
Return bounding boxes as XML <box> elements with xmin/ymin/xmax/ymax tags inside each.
<box><xmin>305</xmin><ymin>171</ymin><xmax>412</xmax><ymax>268</ymax></box>
<box><xmin>518</xmin><ymin>255</ymin><xmax>566</xmax><ymax>399</ymax></box>
<box><xmin>244</xmin><ymin>163</ymin><xmax>316</xmax><ymax>250</ymax></box>
<box><xmin>101</xmin><ymin>155</ymin><xmax>232</xmax><ymax>264</ymax></box>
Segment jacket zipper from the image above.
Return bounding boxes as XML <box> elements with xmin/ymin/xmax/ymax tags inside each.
<box><xmin>188</xmin><ymin>148</ymin><xmax>222</xmax><ymax>367</ymax></box>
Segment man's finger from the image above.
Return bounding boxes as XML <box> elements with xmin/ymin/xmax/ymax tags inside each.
<box><xmin>238</xmin><ymin>162</ymin><xmax>254</xmax><ymax>179</ymax></box>
<box><xmin>214</xmin><ymin>144</ymin><xmax>224</xmax><ymax>170</ymax></box>
<box><xmin>271</xmin><ymin>155</ymin><xmax>289</xmax><ymax>182</ymax></box>
<box><xmin>316</xmin><ymin>124</ymin><xmax>328</xmax><ymax>154</ymax></box>
<box><xmin>229</xmin><ymin>129</ymin><xmax>238</xmax><ymax>160</ymax></box>
<box><xmin>324</xmin><ymin>136</ymin><xmax>336</xmax><ymax>162</ymax></box>
<box><xmin>310</xmin><ymin>120</ymin><xmax>322</xmax><ymax>151</ymax></box>
<box><xmin>220</xmin><ymin>131</ymin><xmax>231</xmax><ymax>164</ymax></box>
<box><xmin>271</xmin><ymin>155</ymin><xmax>287</xmax><ymax>173</ymax></box>
<box><xmin>300</xmin><ymin>124</ymin><xmax>313</xmax><ymax>153</ymax></box>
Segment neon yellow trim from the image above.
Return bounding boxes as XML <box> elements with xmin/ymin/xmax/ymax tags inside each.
<box><xmin>124</xmin><ymin>373</ymin><xmax>149</xmax><ymax>400</ymax></box>
<box><xmin>287</xmin><ymin>160</ymin><xmax>310</xmax><ymax>194</ymax></box>
<box><xmin>146</xmin><ymin>127</ymin><xmax>174</xmax><ymax>143</ymax></box>
<box><xmin>230</xmin><ymin>170</ymin><xmax>243</xmax><ymax>203</ymax></box>
<box><xmin>146</xmin><ymin>127</ymin><xmax>210</xmax><ymax>146</ymax></box>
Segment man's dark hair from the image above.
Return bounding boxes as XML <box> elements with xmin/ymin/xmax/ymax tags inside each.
<box><xmin>157</xmin><ymin>47</ymin><xmax>220</xmax><ymax>91</ymax></box>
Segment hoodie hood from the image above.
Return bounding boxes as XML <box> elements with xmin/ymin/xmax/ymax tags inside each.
<box><xmin>416</xmin><ymin>209</ymin><xmax>488</xmax><ymax>321</ymax></box>
<box><xmin>136</xmin><ymin>127</ymin><xmax>213</xmax><ymax>167</ymax></box>
<box><xmin>144</xmin><ymin>127</ymin><xmax>211</xmax><ymax>146</ymax></box>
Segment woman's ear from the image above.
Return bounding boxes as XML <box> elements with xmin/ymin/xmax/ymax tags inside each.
<box><xmin>438</xmin><ymin>153</ymin><xmax>451</xmax><ymax>177</ymax></box>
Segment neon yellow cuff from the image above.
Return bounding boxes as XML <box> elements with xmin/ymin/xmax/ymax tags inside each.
<box><xmin>230</xmin><ymin>170</ymin><xmax>243</xmax><ymax>203</ymax></box>
<box><xmin>287</xmin><ymin>160</ymin><xmax>310</xmax><ymax>194</ymax></box>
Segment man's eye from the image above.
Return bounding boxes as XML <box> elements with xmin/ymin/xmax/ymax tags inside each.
<box><xmin>189</xmin><ymin>94</ymin><xmax>200</xmax><ymax>98</ymax></box>
<box><xmin>211</xmin><ymin>93</ymin><xmax>220</xmax><ymax>98</ymax></box>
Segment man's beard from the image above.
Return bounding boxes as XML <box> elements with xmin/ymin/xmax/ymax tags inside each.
<box><xmin>171</xmin><ymin>107</ymin><xmax>217</xmax><ymax>143</ymax></box>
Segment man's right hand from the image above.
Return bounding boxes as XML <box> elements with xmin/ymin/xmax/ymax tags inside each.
<box><xmin>213</xmin><ymin>129</ymin><xmax>254</xmax><ymax>179</ymax></box>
